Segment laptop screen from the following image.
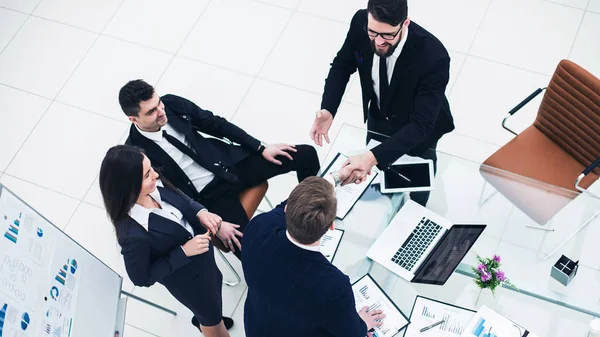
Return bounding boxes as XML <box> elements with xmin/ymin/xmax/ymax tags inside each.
<box><xmin>412</xmin><ymin>224</ymin><xmax>486</xmax><ymax>285</ymax></box>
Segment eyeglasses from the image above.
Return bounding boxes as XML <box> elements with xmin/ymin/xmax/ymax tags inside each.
<box><xmin>364</xmin><ymin>24</ymin><xmax>402</xmax><ymax>41</ymax></box>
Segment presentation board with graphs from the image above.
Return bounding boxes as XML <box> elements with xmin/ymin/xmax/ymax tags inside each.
<box><xmin>0</xmin><ymin>184</ymin><xmax>123</xmax><ymax>337</ymax></box>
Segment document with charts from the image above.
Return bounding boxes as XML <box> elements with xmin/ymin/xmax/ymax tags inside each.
<box><xmin>404</xmin><ymin>296</ymin><xmax>475</xmax><ymax>337</ymax></box>
<box><xmin>320</xmin><ymin>153</ymin><xmax>378</xmax><ymax>219</ymax></box>
<box><xmin>352</xmin><ymin>274</ymin><xmax>409</xmax><ymax>337</ymax></box>
<box><xmin>462</xmin><ymin>305</ymin><xmax>539</xmax><ymax>337</ymax></box>
<box><xmin>320</xmin><ymin>228</ymin><xmax>344</xmax><ymax>262</ymax></box>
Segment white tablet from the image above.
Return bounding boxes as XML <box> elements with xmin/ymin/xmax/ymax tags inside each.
<box><xmin>380</xmin><ymin>158</ymin><xmax>434</xmax><ymax>193</ymax></box>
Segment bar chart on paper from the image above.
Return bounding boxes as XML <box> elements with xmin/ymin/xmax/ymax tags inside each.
<box><xmin>470</xmin><ymin>317</ymin><xmax>497</xmax><ymax>337</ymax></box>
<box><xmin>320</xmin><ymin>228</ymin><xmax>344</xmax><ymax>262</ymax></box>
<box><xmin>352</xmin><ymin>275</ymin><xmax>409</xmax><ymax>337</ymax></box>
<box><xmin>404</xmin><ymin>296</ymin><xmax>475</xmax><ymax>337</ymax></box>
<box><xmin>463</xmin><ymin>306</ymin><xmax>531</xmax><ymax>337</ymax></box>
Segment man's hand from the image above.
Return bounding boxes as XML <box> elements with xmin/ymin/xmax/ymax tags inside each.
<box><xmin>309</xmin><ymin>109</ymin><xmax>333</xmax><ymax>146</ymax></box>
<box><xmin>341</xmin><ymin>151</ymin><xmax>378</xmax><ymax>185</ymax></box>
<box><xmin>182</xmin><ymin>233</ymin><xmax>212</xmax><ymax>257</ymax></box>
<box><xmin>262</xmin><ymin>144</ymin><xmax>297</xmax><ymax>165</ymax></box>
<box><xmin>216</xmin><ymin>222</ymin><xmax>243</xmax><ymax>253</ymax></box>
<box><xmin>336</xmin><ymin>162</ymin><xmax>367</xmax><ymax>186</ymax></box>
<box><xmin>197</xmin><ymin>211</ymin><xmax>222</xmax><ymax>235</ymax></box>
<box><xmin>358</xmin><ymin>306</ymin><xmax>385</xmax><ymax>333</ymax></box>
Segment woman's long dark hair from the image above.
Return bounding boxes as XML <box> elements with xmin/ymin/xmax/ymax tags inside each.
<box><xmin>99</xmin><ymin>145</ymin><xmax>145</xmax><ymax>240</ymax></box>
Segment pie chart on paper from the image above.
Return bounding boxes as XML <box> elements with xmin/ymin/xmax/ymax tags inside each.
<box><xmin>21</xmin><ymin>312</ymin><xmax>30</xmax><ymax>330</ymax></box>
<box><xmin>70</xmin><ymin>259</ymin><xmax>78</xmax><ymax>274</ymax></box>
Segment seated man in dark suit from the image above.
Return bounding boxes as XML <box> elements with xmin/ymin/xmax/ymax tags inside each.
<box><xmin>242</xmin><ymin>169</ymin><xmax>385</xmax><ymax>337</ymax></box>
<box><xmin>119</xmin><ymin>79</ymin><xmax>320</xmax><ymax>257</ymax></box>
<box><xmin>310</xmin><ymin>0</ymin><xmax>454</xmax><ymax>206</ymax></box>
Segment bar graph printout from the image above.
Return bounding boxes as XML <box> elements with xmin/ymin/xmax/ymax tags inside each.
<box><xmin>352</xmin><ymin>274</ymin><xmax>409</xmax><ymax>337</ymax></box>
<box><xmin>403</xmin><ymin>296</ymin><xmax>475</xmax><ymax>337</ymax></box>
<box><xmin>462</xmin><ymin>306</ymin><xmax>539</xmax><ymax>337</ymax></box>
<box><xmin>320</xmin><ymin>228</ymin><xmax>344</xmax><ymax>262</ymax></box>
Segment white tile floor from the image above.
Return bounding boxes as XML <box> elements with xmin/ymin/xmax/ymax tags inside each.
<box><xmin>1</xmin><ymin>0</ymin><xmax>599</xmax><ymax>336</ymax></box>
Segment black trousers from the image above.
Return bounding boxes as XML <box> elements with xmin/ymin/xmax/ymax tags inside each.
<box><xmin>197</xmin><ymin>144</ymin><xmax>320</xmax><ymax>259</ymax></box>
<box><xmin>367</xmin><ymin>116</ymin><xmax>438</xmax><ymax>207</ymax></box>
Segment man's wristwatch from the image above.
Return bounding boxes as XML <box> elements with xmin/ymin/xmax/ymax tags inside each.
<box><xmin>330</xmin><ymin>171</ymin><xmax>341</xmax><ymax>187</ymax></box>
<box><xmin>257</xmin><ymin>141</ymin><xmax>267</xmax><ymax>154</ymax></box>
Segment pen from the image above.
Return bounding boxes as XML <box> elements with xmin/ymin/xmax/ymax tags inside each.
<box><xmin>419</xmin><ymin>320</ymin><xmax>445</xmax><ymax>333</ymax></box>
<box><xmin>388</xmin><ymin>167</ymin><xmax>412</xmax><ymax>183</ymax></box>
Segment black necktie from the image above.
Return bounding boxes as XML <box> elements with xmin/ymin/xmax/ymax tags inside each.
<box><xmin>162</xmin><ymin>130</ymin><xmax>238</xmax><ymax>183</ymax></box>
<box><xmin>379</xmin><ymin>56</ymin><xmax>389</xmax><ymax>113</ymax></box>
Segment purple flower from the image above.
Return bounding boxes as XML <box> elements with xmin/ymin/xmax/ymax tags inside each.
<box><xmin>493</xmin><ymin>255</ymin><xmax>501</xmax><ymax>263</ymax></box>
<box><xmin>477</xmin><ymin>263</ymin><xmax>487</xmax><ymax>273</ymax></box>
<box><xmin>497</xmin><ymin>270</ymin><xmax>506</xmax><ymax>282</ymax></box>
<box><xmin>481</xmin><ymin>272</ymin><xmax>491</xmax><ymax>282</ymax></box>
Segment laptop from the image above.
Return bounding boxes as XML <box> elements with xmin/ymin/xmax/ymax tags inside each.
<box><xmin>366</xmin><ymin>200</ymin><xmax>486</xmax><ymax>285</ymax></box>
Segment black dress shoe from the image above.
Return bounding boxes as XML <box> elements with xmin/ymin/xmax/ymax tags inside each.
<box><xmin>191</xmin><ymin>316</ymin><xmax>234</xmax><ymax>330</ymax></box>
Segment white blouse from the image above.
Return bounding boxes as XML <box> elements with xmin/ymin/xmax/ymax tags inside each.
<box><xmin>129</xmin><ymin>181</ymin><xmax>200</xmax><ymax>235</ymax></box>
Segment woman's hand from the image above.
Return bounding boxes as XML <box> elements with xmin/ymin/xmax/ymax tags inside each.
<box><xmin>216</xmin><ymin>222</ymin><xmax>243</xmax><ymax>253</ymax></box>
<box><xmin>197</xmin><ymin>210</ymin><xmax>222</xmax><ymax>235</ymax></box>
<box><xmin>182</xmin><ymin>233</ymin><xmax>212</xmax><ymax>257</ymax></box>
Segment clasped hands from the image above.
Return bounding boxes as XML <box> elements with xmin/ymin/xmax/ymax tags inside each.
<box><xmin>189</xmin><ymin>211</ymin><xmax>243</xmax><ymax>254</ymax></box>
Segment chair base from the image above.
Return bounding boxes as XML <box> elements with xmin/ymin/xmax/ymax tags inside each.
<box><xmin>216</xmin><ymin>249</ymin><xmax>241</xmax><ymax>287</ymax></box>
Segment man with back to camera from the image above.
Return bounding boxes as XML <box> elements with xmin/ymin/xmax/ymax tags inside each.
<box><xmin>310</xmin><ymin>0</ymin><xmax>455</xmax><ymax>206</ymax></box>
<box><xmin>119</xmin><ymin>80</ymin><xmax>320</xmax><ymax>254</ymax></box>
<box><xmin>241</xmin><ymin>165</ymin><xmax>385</xmax><ymax>337</ymax></box>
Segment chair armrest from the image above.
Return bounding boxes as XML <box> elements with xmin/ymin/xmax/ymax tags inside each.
<box><xmin>502</xmin><ymin>87</ymin><xmax>546</xmax><ymax>136</ymax></box>
<box><xmin>576</xmin><ymin>157</ymin><xmax>600</xmax><ymax>194</ymax></box>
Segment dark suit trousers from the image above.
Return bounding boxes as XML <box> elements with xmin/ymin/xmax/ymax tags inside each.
<box><xmin>367</xmin><ymin>116</ymin><xmax>438</xmax><ymax>207</ymax></box>
<box><xmin>197</xmin><ymin>144</ymin><xmax>320</xmax><ymax>259</ymax></box>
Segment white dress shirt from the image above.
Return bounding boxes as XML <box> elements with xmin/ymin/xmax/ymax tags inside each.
<box><xmin>136</xmin><ymin>124</ymin><xmax>215</xmax><ymax>193</ymax></box>
<box><xmin>129</xmin><ymin>181</ymin><xmax>200</xmax><ymax>236</ymax></box>
<box><xmin>286</xmin><ymin>231</ymin><xmax>321</xmax><ymax>252</ymax></box>
<box><xmin>372</xmin><ymin>27</ymin><xmax>409</xmax><ymax>108</ymax></box>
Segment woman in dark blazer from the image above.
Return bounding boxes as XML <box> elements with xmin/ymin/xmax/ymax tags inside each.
<box><xmin>99</xmin><ymin>145</ymin><xmax>241</xmax><ymax>337</ymax></box>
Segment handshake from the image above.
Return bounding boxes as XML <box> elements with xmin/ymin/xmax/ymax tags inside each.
<box><xmin>310</xmin><ymin>109</ymin><xmax>379</xmax><ymax>186</ymax></box>
<box><xmin>336</xmin><ymin>151</ymin><xmax>379</xmax><ymax>186</ymax></box>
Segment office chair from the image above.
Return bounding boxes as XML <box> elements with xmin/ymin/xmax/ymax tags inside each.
<box><xmin>216</xmin><ymin>181</ymin><xmax>271</xmax><ymax>286</ymax></box>
<box><xmin>480</xmin><ymin>59</ymin><xmax>600</xmax><ymax>259</ymax></box>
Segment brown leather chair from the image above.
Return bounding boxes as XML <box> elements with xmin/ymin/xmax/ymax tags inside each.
<box><xmin>480</xmin><ymin>60</ymin><xmax>600</xmax><ymax>257</ymax></box>
<box><xmin>216</xmin><ymin>181</ymin><xmax>269</xmax><ymax>286</ymax></box>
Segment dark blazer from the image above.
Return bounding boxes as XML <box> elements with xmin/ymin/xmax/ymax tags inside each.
<box><xmin>126</xmin><ymin>94</ymin><xmax>262</xmax><ymax>200</ymax></box>
<box><xmin>242</xmin><ymin>202</ymin><xmax>367</xmax><ymax>337</ymax></box>
<box><xmin>321</xmin><ymin>9</ymin><xmax>455</xmax><ymax>168</ymax></box>
<box><xmin>118</xmin><ymin>185</ymin><xmax>223</xmax><ymax>325</ymax></box>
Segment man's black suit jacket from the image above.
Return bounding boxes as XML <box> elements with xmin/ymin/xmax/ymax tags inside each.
<box><xmin>125</xmin><ymin>94</ymin><xmax>261</xmax><ymax>200</ymax></box>
<box><xmin>321</xmin><ymin>9</ymin><xmax>455</xmax><ymax>168</ymax></box>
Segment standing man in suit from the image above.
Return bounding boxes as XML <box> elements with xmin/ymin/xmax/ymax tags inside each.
<box><xmin>120</xmin><ymin>80</ymin><xmax>320</xmax><ymax>256</ymax></box>
<box><xmin>310</xmin><ymin>0</ymin><xmax>454</xmax><ymax>206</ymax></box>
<box><xmin>242</xmin><ymin>172</ymin><xmax>385</xmax><ymax>337</ymax></box>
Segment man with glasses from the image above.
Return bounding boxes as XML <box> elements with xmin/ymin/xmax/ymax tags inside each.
<box><xmin>310</xmin><ymin>0</ymin><xmax>454</xmax><ymax>206</ymax></box>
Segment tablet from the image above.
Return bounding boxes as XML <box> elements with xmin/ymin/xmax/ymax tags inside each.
<box><xmin>381</xmin><ymin>159</ymin><xmax>434</xmax><ymax>193</ymax></box>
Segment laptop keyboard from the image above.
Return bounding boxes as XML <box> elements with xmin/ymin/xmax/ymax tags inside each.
<box><xmin>391</xmin><ymin>217</ymin><xmax>443</xmax><ymax>271</ymax></box>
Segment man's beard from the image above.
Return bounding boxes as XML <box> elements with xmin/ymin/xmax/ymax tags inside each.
<box><xmin>370</xmin><ymin>39</ymin><xmax>400</xmax><ymax>57</ymax></box>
